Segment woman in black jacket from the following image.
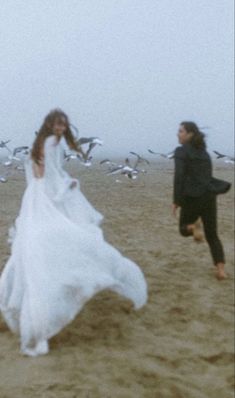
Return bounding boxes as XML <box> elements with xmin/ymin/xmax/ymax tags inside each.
<box><xmin>172</xmin><ymin>121</ymin><xmax>227</xmax><ymax>280</ymax></box>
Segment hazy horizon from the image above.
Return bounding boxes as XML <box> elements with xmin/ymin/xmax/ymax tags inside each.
<box><xmin>0</xmin><ymin>0</ymin><xmax>234</xmax><ymax>157</ymax></box>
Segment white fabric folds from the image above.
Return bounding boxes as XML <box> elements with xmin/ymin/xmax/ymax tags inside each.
<box><xmin>0</xmin><ymin>135</ymin><xmax>147</xmax><ymax>352</ymax></box>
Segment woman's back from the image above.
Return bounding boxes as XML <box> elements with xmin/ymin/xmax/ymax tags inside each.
<box><xmin>174</xmin><ymin>143</ymin><xmax>212</xmax><ymax>199</ymax></box>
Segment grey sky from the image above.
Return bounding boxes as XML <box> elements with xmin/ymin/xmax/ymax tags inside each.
<box><xmin>0</xmin><ymin>0</ymin><xmax>234</xmax><ymax>156</ymax></box>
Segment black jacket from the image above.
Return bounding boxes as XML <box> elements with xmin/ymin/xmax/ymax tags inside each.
<box><xmin>173</xmin><ymin>143</ymin><xmax>212</xmax><ymax>206</ymax></box>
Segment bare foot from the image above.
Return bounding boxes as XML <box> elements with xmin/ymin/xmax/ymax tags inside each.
<box><xmin>188</xmin><ymin>221</ymin><xmax>204</xmax><ymax>243</ymax></box>
<box><xmin>215</xmin><ymin>263</ymin><xmax>227</xmax><ymax>280</ymax></box>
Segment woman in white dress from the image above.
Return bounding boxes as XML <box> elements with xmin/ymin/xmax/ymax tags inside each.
<box><xmin>0</xmin><ymin>109</ymin><xmax>147</xmax><ymax>357</ymax></box>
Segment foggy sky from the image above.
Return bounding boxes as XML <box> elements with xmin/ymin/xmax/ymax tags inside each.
<box><xmin>0</xmin><ymin>0</ymin><xmax>234</xmax><ymax>156</ymax></box>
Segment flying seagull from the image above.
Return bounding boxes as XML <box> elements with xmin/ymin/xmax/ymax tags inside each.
<box><xmin>0</xmin><ymin>140</ymin><xmax>11</xmax><ymax>153</ymax></box>
<box><xmin>76</xmin><ymin>137</ymin><xmax>103</xmax><ymax>166</ymax></box>
<box><xmin>64</xmin><ymin>152</ymin><xmax>79</xmax><ymax>162</ymax></box>
<box><xmin>99</xmin><ymin>159</ymin><xmax>118</xmax><ymax>170</ymax></box>
<box><xmin>148</xmin><ymin>149</ymin><xmax>175</xmax><ymax>159</ymax></box>
<box><xmin>213</xmin><ymin>151</ymin><xmax>234</xmax><ymax>163</ymax></box>
<box><xmin>129</xmin><ymin>151</ymin><xmax>150</xmax><ymax>166</ymax></box>
<box><xmin>106</xmin><ymin>154</ymin><xmax>148</xmax><ymax>180</ymax></box>
<box><xmin>13</xmin><ymin>146</ymin><xmax>29</xmax><ymax>156</ymax></box>
<box><xmin>100</xmin><ymin>158</ymin><xmax>115</xmax><ymax>165</ymax></box>
<box><xmin>106</xmin><ymin>164</ymin><xmax>139</xmax><ymax>179</ymax></box>
<box><xmin>6</xmin><ymin>146</ymin><xmax>29</xmax><ymax>164</ymax></box>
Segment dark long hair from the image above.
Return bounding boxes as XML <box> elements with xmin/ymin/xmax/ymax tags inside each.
<box><xmin>181</xmin><ymin>121</ymin><xmax>206</xmax><ymax>150</ymax></box>
<box><xmin>31</xmin><ymin>109</ymin><xmax>80</xmax><ymax>164</ymax></box>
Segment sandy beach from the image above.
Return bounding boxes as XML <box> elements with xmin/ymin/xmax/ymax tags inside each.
<box><xmin>0</xmin><ymin>160</ymin><xmax>234</xmax><ymax>398</ymax></box>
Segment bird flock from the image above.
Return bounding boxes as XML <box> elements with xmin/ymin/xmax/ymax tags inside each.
<box><xmin>0</xmin><ymin>140</ymin><xmax>30</xmax><ymax>182</ymax></box>
<box><xmin>0</xmin><ymin>134</ymin><xmax>234</xmax><ymax>184</ymax></box>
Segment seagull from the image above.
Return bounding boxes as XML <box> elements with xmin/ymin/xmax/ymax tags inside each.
<box><xmin>13</xmin><ymin>146</ymin><xmax>29</xmax><ymax>156</ymax></box>
<box><xmin>0</xmin><ymin>169</ymin><xmax>12</xmax><ymax>183</ymax></box>
<box><xmin>0</xmin><ymin>141</ymin><xmax>34</xmax><ymax>180</ymax></box>
<box><xmin>2</xmin><ymin>160</ymin><xmax>12</xmax><ymax>167</ymax></box>
<box><xmin>107</xmin><ymin>165</ymin><xmax>139</xmax><ymax>180</ymax></box>
<box><xmin>129</xmin><ymin>151</ymin><xmax>150</xmax><ymax>166</ymax></box>
<box><xmin>107</xmin><ymin>154</ymin><xmax>148</xmax><ymax>180</ymax></box>
<box><xmin>1</xmin><ymin>145</ymin><xmax>29</xmax><ymax>169</ymax></box>
<box><xmin>213</xmin><ymin>151</ymin><xmax>234</xmax><ymax>163</ymax></box>
<box><xmin>15</xmin><ymin>165</ymin><xmax>25</xmax><ymax>171</ymax></box>
<box><xmin>100</xmin><ymin>159</ymin><xmax>126</xmax><ymax>177</ymax></box>
<box><xmin>0</xmin><ymin>175</ymin><xmax>8</xmax><ymax>183</ymax></box>
<box><xmin>148</xmin><ymin>149</ymin><xmax>175</xmax><ymax>159</ymax></box>
<box><xmin>77</xmin><ymin>137</ymin><xmax>102</xmax><ymax>146</ymax></box>
<box><xmin>3</xmin><ymin>146</ymin><xmax>29</xmax><ymax>163</ymax></box>
<box><xmin>64</xmin><ymin>151</ymin><xmax>79</xmax><ymax>162</ymax></box>
<box><xmin>99</xmin><ymin>159</ymin><xmax>119</xmax><ymax>170</ymax></box>
<box><xmin>213</xmin><ymin>150</ymin><xmax>226</xmax><ymax>159</ymax></box>
<box><xmin>100</xmin><ymin>158</ymin><xmax>115</xmax><ymax>165</ymax></box>
<box><xmin>80</xmin><ymin>157</ymin><xmax>93</xmax><ymax>167</ymax></box>
<box><xmin>106</xmin><ymin>165</ymin><xmax>124</xmax><ymax>175</ymax></box>
<box><xmin>64</xmin><ymin>150</ymin><xmax>93</xmax><ymax>167</ymax></box>
<box><xmin>0</xmin><ymin>140</ymin><xmax>11</xmax><ymax>153</ymax></box>
<box><xmin>76</xmin><ymin>137</ymin><xmax>103</xmax><ymax>166</ymax></box>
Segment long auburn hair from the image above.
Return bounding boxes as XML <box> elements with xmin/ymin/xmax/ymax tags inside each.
<box><xmin>181</xmin><ymin>121</ymin><xmax>206</xmax><ymax>150</ymax></box>
<box><xmin>31</xmin><ymin>109</ymin><xmax>80</xmax><ymax>164</ymax></box>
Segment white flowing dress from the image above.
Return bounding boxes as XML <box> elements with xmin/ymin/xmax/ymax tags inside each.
<box><xmin>0</xmin><ymin>135</ymin><xmax>147</xmax><ymax>354</ymax></box>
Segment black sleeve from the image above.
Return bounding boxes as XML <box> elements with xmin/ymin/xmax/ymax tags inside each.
<box><xmin>173</xmin><ymin>146</ymin><xmax>187</xmax><ymax>206</ymax></box>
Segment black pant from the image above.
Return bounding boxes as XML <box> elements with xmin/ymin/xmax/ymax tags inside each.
<box><xmin>179</xmin><ymin>192</ymin><xmax>225</xmax><ymax>265</ymax></box>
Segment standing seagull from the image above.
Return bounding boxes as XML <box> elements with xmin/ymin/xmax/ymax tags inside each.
<box><xmin>0</xmin><ymin>175</ymin><xmax>8</xmax><ymax>183</ymax></box>
<box><xmin>0</xmin><ymin>169</ymin><xmax>12</xmax><ymax>183</ymax></box>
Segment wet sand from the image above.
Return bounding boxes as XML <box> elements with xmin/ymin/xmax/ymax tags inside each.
<box><xmin>0</xmin><ymin>160</ymin><xmax>234</xmax><ymax>398</ymax></box>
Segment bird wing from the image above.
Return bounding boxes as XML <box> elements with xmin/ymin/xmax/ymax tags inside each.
<box><xmin>77</xmin><ymin>137</ymin><xmax>93</xmax><ymax>145</ymax></box>
<box><xmin>213</xmin><ymin>150</ymin><xmax>225</xmax><ymax>158</ymax></box>
<box><xmin>129</xmin><ymin>151</ymin><xmax>140</xmax><ymax>158</ymax></box>
<box><xmin>13</xmin><ymin>146</ymin><xmax>29</xmax><ymax>156</ymax></box>
<box><xmin>167</xmin><ymin>151</ymin><xmax>175</xmax><ymax>159</ymax></box>
<box><xmin>78</xmin><ymin>137</ymin><xmax>101</xmax><ymax>146</ymax></box>
<box><xmin>100</xmin><ymin>159</ymin><xmax>110</xmax><ymax>164</ymax></box>
<box><xmin>106</xmin><ymin>166</ymin><xmax>123</xmax><ymax>175</ymax></box>
<box><xmin>0</xmin><ymin>140</ymin><xmax>11</xmax><ymax>146</ymax></box>
<box><xmin>86</xmin><ymin>142</ymin><xmax>96</xmax><ymax>157</ymax></box>
<box><xmin>91</xmin><ymin>138</ymin><xmax>103</xmax><ymax>145</ymax></box>
<box><xmin>142</xmin><ymin>157</ymin><xmax>150</xmax><ymax>164</ymax></box>
<box><xmin>148</xmin><ymin>149</ymin><xmax>158</xmax><ymax>154</ymax></box>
